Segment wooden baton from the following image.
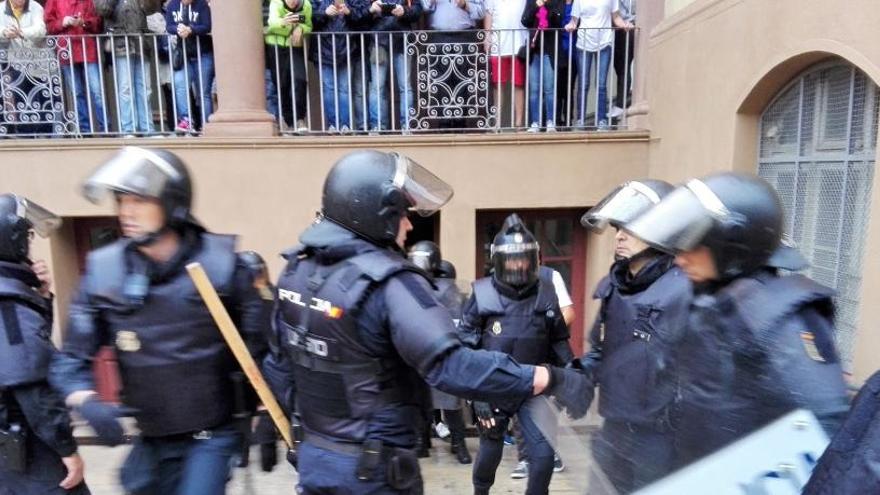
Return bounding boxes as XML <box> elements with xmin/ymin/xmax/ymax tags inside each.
<box><xmin>186</xmin><ymin>262</ymin><xmax>293</xmax><ymax>447</ymax></box>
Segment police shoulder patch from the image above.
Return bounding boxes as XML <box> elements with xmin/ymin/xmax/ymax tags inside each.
<box><xmin>800</xmin><ymin>331</ymin><xmax>826</xmax><ymax>363</ymax></box>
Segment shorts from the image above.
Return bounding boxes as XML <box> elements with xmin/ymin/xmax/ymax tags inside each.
<box><xmin>490</xmin><ymin>56</ymin><xmax>526</xmax><ymax>86</ymax></box>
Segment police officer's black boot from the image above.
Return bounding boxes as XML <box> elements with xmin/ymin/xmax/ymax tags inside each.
<box><xmin>446</xmin><ymin>409</ymin><xmax>472</xmax><ymax>464</ymax></box>
<box><xmin>416</xmin><ymin>419</ymin><xmax>432</xmax><ymax>458</ymax></box>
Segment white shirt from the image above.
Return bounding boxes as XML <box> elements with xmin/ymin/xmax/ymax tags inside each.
<box><xmin>550</xmin><ymin>269</ymin><xmax>573</xmax><ymax>308</ymax></box>
<box><xmin>484</xmin><ymin>0</ymin><xmax>526</xmax><ymax>56</ymax></box>
<box><xmin>570</xmin><ymin>0</ymin><xmax>618</xmax><ymax>52</ymax></box>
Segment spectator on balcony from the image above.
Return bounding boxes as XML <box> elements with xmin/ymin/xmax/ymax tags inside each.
<box><xmin>312</xmin><ymin>0</ymin><xmax>370</xmax><ymax>132</ymax></box>
<box><xmin>0</xmin><ymin>0</ymin><xmax>54</xmax><ymax>135</ymax></box>
<box><xmin>265</xmin><ymin>0</ymin><xmax>313</xmax><ymax>134</ymax></box>
<box><xmin>521</xmin><ymin>0</ymin><xmax>562</xmax><ymax>132</ymax></box>
<box><xmin>94</xmin><ymin>0</ymin><xmax>162</xmax><ymax>135</ymax></box>
<box><xmin>609</xmin><ymin>0</ymin><xmax>633</xmax><ymax>122</ymax></box>
<box><xmin>484</xmin><ymin>0</ymin><xmax>526</xmax><ymax>128</ymax></box>
<box><xmin>420</xmin><ymin>0</ymin><xmax>483</xmax><ymax>130</ymax></box>
<box><xmin>45</xmin><ymin>0</ymin><xmax>107</xmax><ymax>135</ymax></box>
<box><xmin>554</xmin><ymin>0</ymin><xmax>574</xmax><ymax>126</ymax></box>
<box><xmin>564</xmin><ymin>0</ymin><xmax>631</xmax><ymax>129</ymax></box>
<box><xmin>165</xmin><ymin>0</ymin><xmax>213</xmax><ymax>133</ymax></box>
<box><xmin>365</xmin><ymin>0</ymin><xmax>421</xmax><ymax>132</ymax></box>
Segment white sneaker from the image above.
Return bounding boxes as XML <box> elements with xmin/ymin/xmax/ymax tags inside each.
<box><xmin>608</xmin><ymin>106</ymin><xmax>624</xmax><ymax>119</ymax></box>
<box><xmin>511</xmin><ymin>460</ymin><xmax>529</xmax><ymax>479</ymax></box>
<box><xmin>527</xmin><ymin>122</ymin><xmax>540</xmax><ymax>133</ymax></box>
<box><xmin>434</xmin><ymin>422</ymin><xmax>450</xmax><ymax>439</ymax></box>
<box><xmin>546</xmin><ymin>120</ymin><xmax>556</xmax><ymax>132</ymax></box>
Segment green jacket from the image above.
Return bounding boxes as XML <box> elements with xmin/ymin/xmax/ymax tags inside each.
<box><xmin>265</xmin><ymin>0</ymin><xmax>313</xmax><ymax>47</ymax></box>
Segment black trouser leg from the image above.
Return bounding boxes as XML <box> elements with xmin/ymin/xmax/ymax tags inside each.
<box><xmin>613</xmin><ymin>29</ymin><xmax>635</xmax><ymax>109</ymax></box>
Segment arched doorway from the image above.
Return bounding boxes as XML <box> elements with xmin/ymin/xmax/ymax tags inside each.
<box><xmin>757</xmin><ymin>60</ymin><xmax>879</xmax><ymax>371</ymax></box>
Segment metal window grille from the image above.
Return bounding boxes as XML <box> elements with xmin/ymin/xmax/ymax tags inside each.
<box><xmin>758</xmin><ymin>61</ymin><xmax>880</xmax><ymax>371</ymax></box>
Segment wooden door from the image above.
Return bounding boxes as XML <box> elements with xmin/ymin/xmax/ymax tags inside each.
<box><xmin>72</xmin><ymin>217</ymin><xmax>122</xmax><ymax>403</ymax></box>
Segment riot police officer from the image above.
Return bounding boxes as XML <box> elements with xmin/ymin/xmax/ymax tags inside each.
<box><xmin>625</xmin><ymin>171</ymin><xmax>850</xmax><ymax>467</ymax></box>
<box><xmin>0</xmin><ymin>194</ymin><xmax>88</xmax><ymax>494</ymax></box>
<box><xmin>237</xmin><ymin>250</ymin><xmax>280</xmax><ymax>473</ymax></box>
<box><xmin>408</xmin><ymin>241</ymin><xmax>472</xmax><ymax>464</ymax></box>
<box><xmin>576</xmin><ymin>179</ymin><xmax>690</xmax><ymax>493</ymax></box>
<box><xmin>262</xmin><ymin>150</ymin><xmax>591</xmax><ymax>494</ymax></box>
<box><xmin>50</xmin><ymin>147</ymin><xmax>267</xmax><ymax>494</ymax></box>
<box><xmin>460</xmin><ymin>213</ymin><xmax>576</xmax><ymax>495</ymax></box>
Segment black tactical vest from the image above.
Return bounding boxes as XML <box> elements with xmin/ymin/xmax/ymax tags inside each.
<box><xmin>275</xmin><ymin>246</ymin><xmax>426</xmax><ymax>443</ymax></box>
<box><xmin>0</xmin><ymin>266</ymin><xmax>54</xmax><ymax>388</ymax></box>
<box><xmin>676</xmin><ymin>271</ymin><xmax>849</xmax><ymax>463</ymax></box>
<box><xmin>471</xmin><ymin>277</ymin><xmax>558</xmax><ymax>365</ymax></box>
<box><xmin>593</xmin><ymin>265</ymin><xmax>690</xmax><ymax>426</ymax></box>
<box><xmin>84</xmin><ymin>234</ymin><xmax>238</xmax><ymax>437</ymax></box>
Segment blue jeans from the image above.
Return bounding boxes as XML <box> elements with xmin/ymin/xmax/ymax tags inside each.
<box><xmin>528</xmin><ymin>54</ymin><xmax>556</xmax><ymax>126</ymax></box>
<box><xmin>368</xmin><ymin>46</ymin><xmax>413</xmax><ymax>130</ymax></box>
<box><xmin>120</xmin><ymin>422</ymin><xmax>242</xmax><ymax>495</ymax></box>
<box><xmin>297</xmin><ymin>441</ymin><xmax>423</xmax><ymax>494</ymax></box>
<box><xmin>473</xmin><ymin>397</ymin><xmax>556</xmax><ymax>495</ymax></box>
<box><xmin>321</xmin><ymin>63</ymin><xmax>351</xmax><ymax>129</ymax></box>
<box><xmin>62</xmin><ymin>62</ymin><xmax>106</xmax><ymax>133</ymax></box>
<box><xmin>114</xmin><ymin>54</ymin><xmax>154</xmax><ymax>134</ymax></box>
<box><xmin>265</xmin><ymin>68</ymin><xmax>279</xmax><ymax>119</ymax></box>
<box><xmin>174</xmin><ymin>52</ymin><xmax>214</xmax><ymax>125</ymax></box>
<box><xmin>575</xmin><ymin>45</ymin><xmax>611</xmax><ymax>126</ymax></box>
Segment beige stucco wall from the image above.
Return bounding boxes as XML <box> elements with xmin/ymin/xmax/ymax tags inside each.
<box><xmin>0</xmin><ymin>133</ymin><xmax>648</xmax><ymax>343</ymax></box>
<box><xmin>644</xmin><ymin>0</ymin><xmax>880</xmax><ymax>380</ymax></box>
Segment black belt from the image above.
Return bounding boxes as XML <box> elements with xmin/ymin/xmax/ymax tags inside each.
<box><xmin>303</xmin><ymin>432</ymin><xmax>398</xmax><ymax>458</ymax></box>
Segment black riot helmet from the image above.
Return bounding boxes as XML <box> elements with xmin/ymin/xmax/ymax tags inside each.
<box><xmin>408</xmin><ymin>240</ymin><xmax>441</xmax><ymax>273</ymax></box>
<box><xmin>314</xmin><ymin>150</ymin><xmax>454</xmax><ymax>247</ymax></box>
<box><xmin>581</xmin><ymin>179</ymin><xmax>675</xmax><ymax>233</ymax></box>
<box><xmin>626</xmin><ymin>171</ymin><xmax>783</xmax><ymax>281</ymax></box>
<box><xmin>0</xmin><ymin>194</ymin><xmax>61</xmax><ymax>263</ymax></box>
<box><xmin>436</xmin><ymin>259</ymin><xmax>457</xmax><ymax>279</ymax></box>
<box><xmin>491</xmin><ymin>214</ymin><xmax>540</xmax><ymax>288</ymax></box>
<box><xmin>81</xmin><ymin>147</ymin><xmax>198</xmax><ymax>244</ymax></box>
<box><xmin>238</xmin><ymin>250</ymin><xmax>268</xmax><ymax>279</ymax></box>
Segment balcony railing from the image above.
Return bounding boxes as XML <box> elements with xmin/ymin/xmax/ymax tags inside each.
<box><xmin>0</xmin><ymin>27</ymin><xmax>635</xmax><ymax>138</ymax></box>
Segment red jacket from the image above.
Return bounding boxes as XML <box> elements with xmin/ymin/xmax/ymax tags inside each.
<box><xmin>44</xmin><ymin>0</ymin><xmax>102</xmax><ymax>64</ymax></box>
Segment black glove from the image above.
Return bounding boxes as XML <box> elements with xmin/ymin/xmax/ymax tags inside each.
<box><xmin>544</xmin><ymin>366</ymin><xmax>594</xmax><ymax>420</ymax></box>
<box><xmin>78</xmin><ymin>397</ymin><xmax>125</xmax><ymax>446</ymax></box>
<box><xmin>254</xmin><ymin>414</ymin><xmax>279</xmax><ymax>472</ymax></box>
<box><xmin>472</xmin><ymin>401</ymin><xmax>495</xmax><ymax>422</ymax></box>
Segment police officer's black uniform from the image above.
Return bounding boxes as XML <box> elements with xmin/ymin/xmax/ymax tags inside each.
<box><xmin>577</xmin><ymin>179</ymin><xmax>690</xmax><ymax>493</ymax></box>
<box><xmin>803</xmin><ymin>370</ymin><xmax>880</xmax><ymax>494</ymax></box>
<box><xmin>50</xmin><ymin>148</ymin><xmax>267</xmax><ymax>494</ymax></box>
<box><xmin>0</xmin><ymin>194</ymin><xmax>89</xmax><ymax>494</ymax></box>
<box><xmin>408</xmin><ymin>241</ymin><xmax>472</xmax><ymax>464</ymax></box>
<box><xmin>461</xmin><ymin>214</ymin><xmax>575</xmax><ymax>495</ymax></box>
<box><xmin>626</xmin><ymin>172</ymin><xmax>850</xmax><ymax>468</ymax></box>
<box><xmin>262</xmin><ymin>150</ymin><xmax>592</xmax><ymax>494</ymax></box>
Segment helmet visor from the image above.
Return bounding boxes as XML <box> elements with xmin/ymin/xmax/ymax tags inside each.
<box><xmin>82</xmin><ymin>147</ymin><xmax>182</xmax><ymax>204</ymax></box>
<box><xmin>391</xmin><ymin>154</ymin><xmax>454</xmax><ymax>217</ymax></box>
<box><xmin>625</xmin><ymin>181</ymin><xmax>720</xmax><ymax>254</ymax></box>
<box><xmin>408</xmin><ymin>250</ymin><xmax>433</xmax><ymax>272</ymax></box>
<box><xmin>15</xmin><ymin>196</ymin><xmax>61</xmax><ymax>237</ymax></box>
<box><xmin>581</xmin><ymin>181</ymin><xmax>663</xmax><ymax>233</ymax></box>
<box><xmin>493</xmin><ymin>249</ymin><xmax>539</xmax><ymax>287</ymax></box>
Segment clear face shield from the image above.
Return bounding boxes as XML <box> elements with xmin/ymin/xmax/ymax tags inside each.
<box><xmin>581</xmin><ymin>181</ymin><xmax>664</xmax><ymax>233</ymax></box>
<box><xmin>624</xmin><ymin>179</ymin><xmax>727</xmax><ymax>255</ymax></box>
<box><xmin>408</xmin><ymin>250</ymin><xmax>433</xmax><ymax>272</ymax></box>
<box><xmin>390</xmin><ymin>153</ymin><xmax>454</xmax><ymax>217</ymax></box>
<box><xmin>82</xmin><ymin>147</ymin><xmax>183</xmax><ymax>205</ymax></box>
<box><xmin>12</xmin><ymin>196</ymin><xmax>62</xmax><ymax>237</ymax></box>
<box><xmin>492</xmin><ymin>241</ymin><xmax>540</xmax><ymax>287</ymax></box>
